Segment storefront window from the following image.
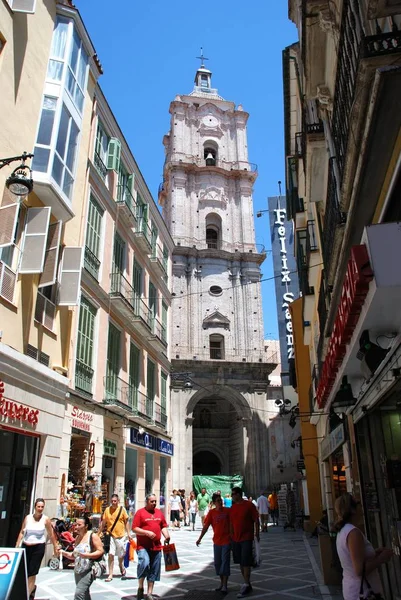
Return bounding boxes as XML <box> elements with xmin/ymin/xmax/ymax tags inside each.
<box><xmin>160</xmin><ymin>456</ymin><xmax>167</xmax><ymax>510</ymax></box>
<box><xmin>125</xmin><ymin>447</ymin><xmax>137</xmax><ymax>523</ymax></box>
<box><xmin>145</xmin><ymin>453</ymin><xmax>154</xmax><ymax>496</ymax></box>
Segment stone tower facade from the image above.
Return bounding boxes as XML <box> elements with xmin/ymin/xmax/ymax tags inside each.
<box><xmin>159</xmin><ymin>61</ymin><xmax>277</xmax><ymax>493</ymax></box>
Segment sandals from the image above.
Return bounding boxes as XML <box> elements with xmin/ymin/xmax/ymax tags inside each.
<box><xmin>105</xmin><ymin>576</ymin><xmax>113</xmax><ymax>582</ymax></box>
<box><xmin>121</xmin><ymin>567</ymin><xmax>127</xmax><ymax>578</ymax></box>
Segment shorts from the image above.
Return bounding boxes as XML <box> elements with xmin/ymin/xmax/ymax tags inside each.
<box><xmin>170</xmin><ymin>509</ymin><xmax>180</xmax><ymax>522</ymax></box>
<box><xmin>198</xmin><ymin>509</ymin><xmax>208</xmax><ymax>518</ymax></box>
<box><xmin>231</xmin><ymin>540</ymin><xmax>254</xmax><ymax>567</ymax></box>
<box><xmin>110</xmin><ymin>535</ymin><xmax>127</xmax><ymax>558</ymax></box>
<box><xmin>22</xmin><ymin>542</ymin><xmax>46</xmax><ymax>576</ymax></box>
<box><xmin>137</xmin><ymin>548</ymin><xmax>162</xmax><ymax>582</ymax></box>
<box><xmin>214</xmin><ymin>543</ymin><xmax>231</xmax><ymax>576</ymax></box>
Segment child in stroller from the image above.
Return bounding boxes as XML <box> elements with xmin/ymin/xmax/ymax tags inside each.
<box><xmin>48</xmin><ymin>519</ymin><xmax>76</xmax><ymax>570</ymax></box>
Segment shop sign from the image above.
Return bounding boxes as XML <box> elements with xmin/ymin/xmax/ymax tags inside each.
<box><xmin>316</xmin><ymin>245</ymin><xmax>373</xmax><ymax>408</ymax></box>
<box><xmin>157</xmin><ymin>438</ymin><xmax>174</xmax><ymax>456</ymax></box>
<box><xmin>320</xmin><ymin>424</ymin><xmax>345</xmax><ymax>461</ymax></box>
<box><xmin>104</xmin><ymin>439</ymin><xmax>117</xmax><ymax>457</ymax></box>
<box><xmin>71</xmin><ymin>405</ymin><xmax>93</xmax><ymax>432</ymax></box>
<box><xmin>130</xmin><ymin>427</ymin><xmax>155</xmax><ymax>450</ymax></box>
<box><xmin>0</xmin><ymin>398</ymin><xmax>39</xmax><ymax>426</ymax></box>
<box><xmin>274</xmin><ymin>208</ymin><xmax>295</xmax><ymax>360</ymax></box>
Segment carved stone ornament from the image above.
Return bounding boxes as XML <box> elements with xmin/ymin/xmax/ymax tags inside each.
<box><xmin>317</xmin><ymin>85</ymin><xmax>333</xmax><ymax>113</ymax></box>
<box><xmin>198</xmin><ymin>186</ymin><xmax>228</xmax><ymax>208</ymax></box>
<box><xmin>202</xmin><ymin>310</ymin><xmax>230</xmax><ymax>330</ymax></box>
<box><xmin>318</xmin><ymin>6</ymin><xmax>339</xmax><ymax>35</ymax></box>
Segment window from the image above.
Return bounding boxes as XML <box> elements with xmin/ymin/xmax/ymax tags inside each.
<box><xmin>129</xmin><ymin>343</ymin><xmax>140</xmax><ymax>410</ymax></box>
<box><xmin>94</xmin><ymin>121</ymin><xmax>109</xmax><ymax>179</ymax></box>
<box><xmin>161</xmin><ymin>301</ymin><xmax>168</xmax><ymax>344</ymax></box>
<box><xmin>32</xmin><ymin>97</ymin><xmax>57</xmax><ymax>174</ymax></box>
<box><xmin>209</xmin><ymin>285</ymin><xmax>223</xmax><ymax>296</ymax></box>
<box><xmin>51</xmin><ymin>103</ymin><xmax>80</xmax><ymax>198</ymax></box>
<box><xmin>66</xmin><ymin>28</ymin><xmax>88</xmax><ymax>114</ymax></box>
<box><xmin>210</xmin><ymin>334</ymin><xmax>224</xmax><ymax>360</ymax></box>
<box><xmin>146</xmin><ymin>358</ymin><xmax>155</xmax><ymax>418</ymax></box>
<box><xmin>148</xmin><ymin>281</ymin><xmax>157</xmax><ymax>330</ymax></box>
<box><xmin>75</xmin><ymin>296</ymin><xmax>96</xmax><ymax>394</ymax></box>
<box><xmin>136</xmin><ymin>194</ymin><xmax>149</xmax><ymax>238</ymax></box>
<box><xmin>200</xmin><ymin>74</ymin><xmax>208</xmax><ymax>88</ymax></box>
<box><xmin>160</xmin><ymin>371</ymin><xmax>168</xmax><ymax>427</ymax></box>
<box><xmin>84</xmin><ymin>196</ymin><xmax>103</xmax><ymax>279</ymax></box>
<box><xmin>106</xmin><ymin>323</ymin><xmax>121</xmax><ymax>399</ymax></box>
<box><xmin>112</xmin><ymin>232</ymin><xmax>125</xmax><ymax>274</ymax></box>
<box><xmin>6</xmin><ymin>0</ymin><xmax>36</xmax><ymax>14</ymax></box>
<box><xmin>206</xmin><ymin>213</ymin><xmax>222</xmax><ymax>249</ymax></box>
<box><xmin>162</xmin><ymin>244</ymin><xmax>168</xmax><ymax>278</ymax></box>
<box><xmin>47</xmin><ymin>18</ymin><xmax>68</xmax><ymax>82</ymax></box>
<box><xmin>32</xmin><ymin>18</ymin><xmax>88</xmax><ymax>202</ymax></box>
<box><xmin>132</xmin><ymin>258</ymin><xmax>142</xmax><ymax>296</ymax></box>
<box><xmin>151</xmin><ymin>225</ymin><xmax>158</xmax><ymax>259</ymax></box>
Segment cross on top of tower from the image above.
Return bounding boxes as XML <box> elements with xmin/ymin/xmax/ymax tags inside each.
<box><xmin>196</xmin><ymin>47</ymin><xmax>209</xmax><ymax>68</ymax></box>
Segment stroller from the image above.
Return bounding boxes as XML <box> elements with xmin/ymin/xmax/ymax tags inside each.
<box><xmin>48</xmin><ymin>519</ymin><xmax>76</xmax><ymax>570</ymax></box>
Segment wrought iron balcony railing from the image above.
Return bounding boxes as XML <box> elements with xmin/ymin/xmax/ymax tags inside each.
<box><xmin>110</xmin><ymin>271</ymin><xmax>152</xmax><ymax>324</ymax></box>
<box><xmin>117</xmin><ymin>183</ymin><xmax>138</xmax><ymax>217</ymax></box>
<box><xmin>84</xmin><ymin>246</ymin><xmax>101</xmax><ymax>280</ymax></box>
<box><xmin>317</xmin><ymin>275</ymin><xmax>328</xmax><ymax>339</ymax></box>
<box><xmin>322</xmin><ymin>158</ymin><xmax>346</xmax><ymax>273</ymax></box>
<box><xmin>94</xmin><ymin>151</ymin><xmax>108</xmax><ymax>180</ymax></box>
<box><xmin>174</xmin><ymin>236</ymin><xmax>265</xmax><ymax>255</ymax></box>
<box><xmin>75</xmin><ymin>360</ymin><xmax>94</xmax><ymax>395</ymax></box>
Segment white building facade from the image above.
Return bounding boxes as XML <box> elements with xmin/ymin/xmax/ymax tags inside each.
<box><xmin>159</xmin><ymin>62</ymin><xmax>277</xmax><ymax>494</ymax></box>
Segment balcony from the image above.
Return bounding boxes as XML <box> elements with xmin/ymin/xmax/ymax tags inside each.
<box><xmin>322</xmin><ymin>158</ymin><xmax>346</xmax><ymax>278</ymax></box>
<box><xmin>84</xmin><ymin>246</ymin><xmax>100</xmax><ymax>280</ymax></box>
<box><xmin>75</xmin><ymin>360</ymin><xmax>94</xmax><ymax>395</ymax></box>
<box><xmin>94</xmin><ymin>151</ymin><xmax>108</xmax><ymax>181</ymax></box>
<box><xmin>134</xmin><ymin>218</ymin><xmax>152</xmax><ymax>253</ymax></box>
<box><xmin>172</xmin><ymin>347</ymin><xmax>278</xmax><ymax>364</ymax></box>
<box><xmin>296</xmin><ymin>230</ymin><xmax>314</xmax><ymax>297</ymax></box>
<box><xmin>109</xmin><ymin>272</ymin><xmax>152</xmax><ymax>336</ymax></box>
<box><xmin>318</xmin><ymin>275</ymin><xmax>329</xmax><ymax>339</ymax></box>
<box><xmin>174</xmin><ymin>237</ymin><xmax>265</xmax><ymax>257</ymax></box>
<box><xmin>148</xmin><ymin>316</ymin><xmax>168</xmax><ymax>351</ymax></box>
<box><xmin>150</xmin><ymin>242</ymin><xmax>168</xmax><ymax>278</ymax></box>
<box><xmin>332</xmin><ymin>2</ymin><xmax>401</xmax><ymax>185</ymax></box>
<box><xmin>125</xmin><ymin>387</ymin><xmax>167</xmax><ymax>429</ymax></box>
<box><xmin>116</xmin><ymin>184</ymin><xmax>138</xmax><ymax>227</ymax></box>
<box><xmin>103</xmin><ymin>375</ymin><xmax>132</xmax><ymax>414</ymax></box>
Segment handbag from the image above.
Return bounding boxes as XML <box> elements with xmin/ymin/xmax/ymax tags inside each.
<box><xmin>102</xmin><ymin>505</ymin><xmax>122</xmax><ymax>554</ymax></box>
<box><xmin>252</xmin><ymin>538</ymin><xmax>261</xmax><ymax>568</ymax></box>
<box><xmin>90</xmin><ymin>532</ymin><xmax>106</xmax><ymax>579</ymax></box>
<box><xmin>162</xmin><ymin>542</ymin><xmax>180</xmax><ymax>571</ymax></box>
<box><xmin>359</xmin><ymin>563</ymin><xmax>385</xmax><ymax>600</ymax></box>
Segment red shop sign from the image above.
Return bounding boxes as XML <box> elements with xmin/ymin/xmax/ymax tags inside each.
<box><xmin>71</xmin><ymin>405</ymin><xmax>93</xmax><ymax>432</ymax></box>
<box><xmin>316</xmin><ymin>245</ymin><xmax>373</xmax><ymax>408</ymax></box>
<box><xmin>0</xmin><ymin>380</ymin><xmax>39</xmax><ymax>425</ymax></box>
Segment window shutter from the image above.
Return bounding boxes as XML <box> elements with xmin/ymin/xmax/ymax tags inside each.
<box><xmin>38</xmin><ymin>221</ymin><xmax>62</xmax><ymax>288</ymax></box>
<box><xmin>0</xmin><ymin>204</ymin><xmax>19</xmax><ymax>248</ymax></box>
<box><xmin>7</xmin><ymin>0</ymin><xmax>36</xmax><ymax>13</ymax></box>
<box><xmin>107</xmin><ymin>138</ymin><xmax>121</xmax><ymax>172</ymax></box>
<box><xmin>58</xmin><ymin>246</ymin><xmax>83</xmax><ymax>305</ymax></box>
<box><xmin>19</xmin><ymin>207</ymin><xmax>51</xmax><ymax>274</ymax></box>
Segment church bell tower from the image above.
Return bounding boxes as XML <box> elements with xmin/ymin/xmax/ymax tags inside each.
<box><xmin>159</xmin><ymin>55</ymin><xmax>276</xmax><ymax>492</ymax></box>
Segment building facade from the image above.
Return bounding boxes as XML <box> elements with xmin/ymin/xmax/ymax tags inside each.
<box><xmin>0</xmin><ymin>0</ymin><xmax>174</xmax><ymax>551</ymax></box>
<box><xmin>159</xmin><ymin>61</ymin><xmax>277</xmax><ymax>494</ymax></box>
<box><xmin>285</xmin><ymin>0</ymin><xmax>401</xmax><ymax>594</ymax></box>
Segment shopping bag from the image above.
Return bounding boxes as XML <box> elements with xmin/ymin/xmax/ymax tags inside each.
<box><xmin>129</xmin><ymin>538</ymin><xmax>136</xmax><ymax>561</ymax></box>
<box><xmin>252</xmin><ymin>538</ymin><xmax>261</xmax><ymax>568</ymax></box>
<box><xmin>124</xmin><ymin>541</ymin><xmax>130</xmax><ymax>569</ymax></box>
<box><xmin>162</xmin><ymin>543</ymin><xmax>180</xmax><ymax>571</ymax></box>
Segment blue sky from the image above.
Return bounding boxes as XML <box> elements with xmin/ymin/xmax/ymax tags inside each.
<box><xmin>78</xmin><ymin>2</ymin><xmax>298</xmax><ymax>339</ymax></box>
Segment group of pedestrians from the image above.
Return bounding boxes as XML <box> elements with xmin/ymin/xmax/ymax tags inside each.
<box><xmin>196</xmin><ymin>486</ymin><xmax>260</xmax><ymax>598</ymax></box>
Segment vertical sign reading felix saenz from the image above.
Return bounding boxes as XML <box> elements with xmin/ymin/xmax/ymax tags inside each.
<box><xmin>268</xmin><ymin>196</ymin><xmax>299</xmax><ymax>386</ymax></box>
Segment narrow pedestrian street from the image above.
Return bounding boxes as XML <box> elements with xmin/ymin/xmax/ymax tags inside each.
<box><xmin>34</xmin><ymin>526</ymin><xmax>342</xmax><ymax>600</ymax></box>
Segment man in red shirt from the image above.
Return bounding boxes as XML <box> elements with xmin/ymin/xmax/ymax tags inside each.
<box><xmin>132</xmin><ymin>493</ymin><xmax>170</xmax><ymax>600</ymax></box>
<box><xmin>230</xmin><ymin>486</ymin><xmax>260</xmax><ymax>598</ymax></box>
<box><xmin>196</xmin><ymin>492</ymin><xmax>231</xmax><ymax>593</ymax></box>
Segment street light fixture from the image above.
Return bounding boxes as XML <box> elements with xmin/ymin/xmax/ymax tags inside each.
<box><xmin>0</xmin><ymin>152</ymin><xmax>34</xmax><ymax>199</ymax></box>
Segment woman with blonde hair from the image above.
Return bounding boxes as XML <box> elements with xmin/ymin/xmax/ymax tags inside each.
<box><xmin>334</xmin><ymin>493</ymin><xmax>392</xmax><ymax>599</ymax></box>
